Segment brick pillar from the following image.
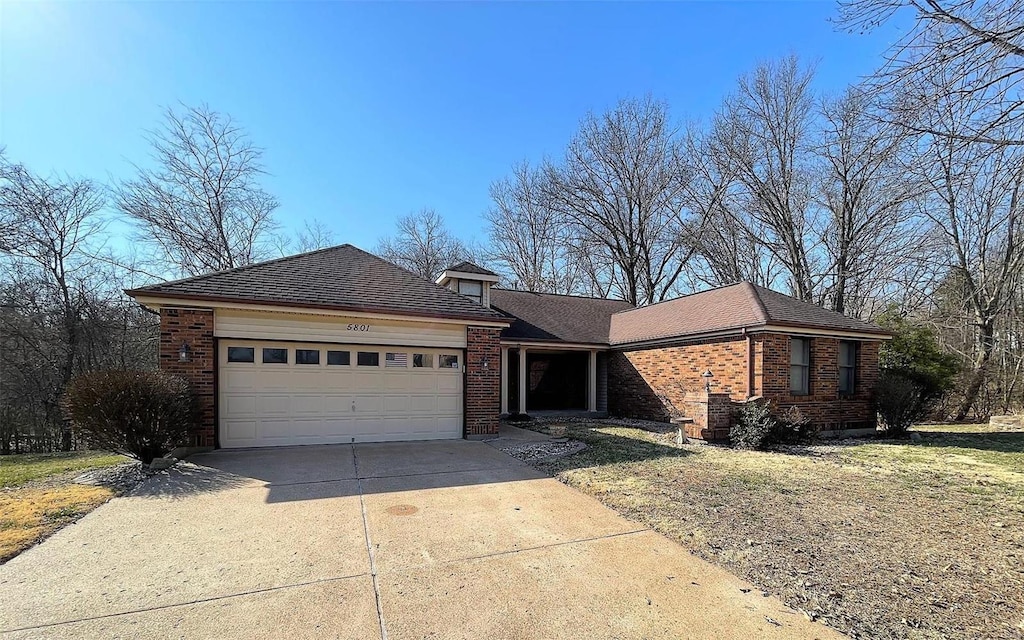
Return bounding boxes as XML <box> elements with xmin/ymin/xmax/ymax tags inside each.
<box><xmin>159</xmin><ymin>307</ymin><xmax>215</xmax><ymax>447</ymax></box>
<box><xmin>465</xmin><ymin>326</ymin><xmax>501</xmax><ymax>439</ymax></box>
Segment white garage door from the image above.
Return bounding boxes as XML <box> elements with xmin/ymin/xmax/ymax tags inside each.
<box><xmin>218</xmin><ymin>340</ymin><xmax>463</xmax><ymax>448</ymax></box>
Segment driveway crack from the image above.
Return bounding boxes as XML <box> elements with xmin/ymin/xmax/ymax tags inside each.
<box><xmin>353</xmin><ymin>444</ymin><xmax>389</xmax><ymax>640</ymax></box>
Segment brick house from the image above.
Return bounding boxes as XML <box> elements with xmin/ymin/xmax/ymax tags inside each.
<box><xmin>128</xmin><ymin>245</ymin><xmax>889</xmax><ymax>449</ymax></box>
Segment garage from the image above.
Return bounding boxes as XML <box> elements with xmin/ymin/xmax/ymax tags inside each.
<box><xmin>218</xmin><ymin>340</ymin><xmax>464</xmax><ymax>448</ymax></box>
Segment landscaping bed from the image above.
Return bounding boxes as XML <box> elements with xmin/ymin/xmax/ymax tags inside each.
<box><xmin>522</xmin><ymin>421</ymin><xmax>1024</xmax><ymax>640</ymax></box>
<box><xmin>0</xmin><ymin>451</ymin><xmax>147</xmax><ymax>563</ymax></box>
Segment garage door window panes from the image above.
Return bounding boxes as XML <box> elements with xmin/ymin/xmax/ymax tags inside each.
<box><xmin>295</xmin><ymin>349</ymin><xmax>320</xmax><ymax>365</ymax></box>
<box><xmin>263</xmin><ymin>348</ymin><xmax>288</xmax><ymax>364</ymax></box>
<box><xmin>385</xmin><ymin>352</ymin><xmax>408</xmax><ymax>367</ymax></box>
<box><xmin>439</xmin><ymin>354</ymin><xmax>459</xmax><ymax>369</ymax></box>
<box><xmin>227</xmin><ymin>347</ymin><xmax>255</xmax><ymax>363</ymax></box>
<box><xmin>413</xmin><ymin>354</ymin><xmax>432</xmax><ymax>368</ymax></box>
<box><xmin>357</xmin><ymin>351</ymin><xmax>379</xmax><ymax>366</ymax></box>
<box><xmin>327</xmin><ymin>350</ymin><xmax>350</xmax><ymax>366</ymax></box>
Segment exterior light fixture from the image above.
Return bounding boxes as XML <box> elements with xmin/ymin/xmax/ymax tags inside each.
<box><xmin>179</xmin><ymin>341</ymin><xmax>191</xmax><ymax>363</ymax></box>
<box><xmin>702</xmin><ymin>369</ymin><xmax>714</xmax><ymax>392</ymax></box>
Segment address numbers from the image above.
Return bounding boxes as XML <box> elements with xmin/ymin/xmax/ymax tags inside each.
<box><xmin>347</xmin><ymin>323</ymin><xmax>371</xmax><ymax>332</ymax></box>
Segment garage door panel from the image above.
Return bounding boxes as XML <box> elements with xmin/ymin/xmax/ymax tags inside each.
<box><xmin>437</xmin><ymin>395</ymin><xmax>461</xmax><ymax>413</ymax></box>
<box><xmin>220</xmin><ymin>341</ymin><xmax>463</xmax><ymax>448</ymax></box>
<box><xmin>437</xmin><ymin>375</ymin><xmax>460</xmax><ymax>392</ymax></box>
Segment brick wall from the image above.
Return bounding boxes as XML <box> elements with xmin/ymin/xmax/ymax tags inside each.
<box><xmin>608</xmin><ymin>332</ymin><xmax>882</xmax><ymax>437</ymax></box>
<box><xmin>159</xmin><ymin>307</ymin><xmax>215</xmax><ymax>447</ymax></box>
<box><xmin>607</xmin><ymin>336</ymin><xmax>751</xmax><ymax>421</ymax></box>
<box><xmin>755</xmin><ymin>334</ymin><xmax>879</xmax><ymax>430</ymax></box>
<box><xmin>465</xmin><ymin>326</ymin><xmax>501</xmax><ymax>437</ymax></box>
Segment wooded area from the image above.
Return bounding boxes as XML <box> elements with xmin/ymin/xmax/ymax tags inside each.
<box><xmin>1</xmin><ymin>0</ymin><xmax>1021</xmax><ymax>453</ymax></box>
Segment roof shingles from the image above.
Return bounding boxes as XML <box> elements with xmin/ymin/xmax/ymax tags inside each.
<box><xmin>490</xmin><ymin>289</ymin><xmax>634</xmax><ymax>344</ymax></box>
<box><xmin>610</xmin><ymin>282</ymin><xmax>888</xmax><ymax>345</ymax></box>
<box><xmin>127</xmin><ymin>244</ymin><xmax>505</xmax><ymax>322</ymax></box>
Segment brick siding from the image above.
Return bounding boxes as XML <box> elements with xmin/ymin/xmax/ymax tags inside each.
<box><xmin>465</xmin><ymin>326</ymin><xmax>501</xmax><ymax>437</ymax></box>
<box><xmin>159</xmin><ymin>307</ymin><xmax>215</xmax><ymax>447</ymax></box>
<box><xmin>608</xmin><ymin>332</ymin><xmax>881</xmax><ymax>439</ymax></box>
<box><xmin>755</xmin><ymin>334</ymin><xmax>878</xmax><ymax>430</ymax></box>
<box><xmin>607</xmin><ymin>336</ymin><xmax>751</xmax><ymax>422</ymax></box>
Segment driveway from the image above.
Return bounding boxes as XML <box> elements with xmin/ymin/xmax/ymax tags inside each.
<box><xmin>0</xmin><ymin>436</ymin><xmax>840</xmax><ymax>639</ymax></box>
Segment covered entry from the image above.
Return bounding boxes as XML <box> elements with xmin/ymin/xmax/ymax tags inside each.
<box><xmin>501</xmin><ymin>346</ymin><xmax>606</xmax><ymax>415</ymax></box>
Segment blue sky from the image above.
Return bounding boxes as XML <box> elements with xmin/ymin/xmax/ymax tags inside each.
<box><xmin>1</xmin><ymin>1</ymin><xmax>904</xmax><ymax>251</ymax></box>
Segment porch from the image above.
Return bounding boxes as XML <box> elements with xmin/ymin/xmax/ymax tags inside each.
<box><xmin>499</xmin><ymin>345</ymin><xmax>608</xmax><ymax>417</ymax></box>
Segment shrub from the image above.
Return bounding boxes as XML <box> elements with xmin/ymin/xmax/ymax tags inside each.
<box><xmin>730</xmin><ymin>400</ymin><xmax>777</xmax><ymax>450</ymax></box>
<box><xmin>875</xmin><ymin>369</ymin><xmax>928</xmax><ymax>437</ymax></box>
<box><xmin>774</xmin><ymin>405</ymin><xmax>820</xmax><ymax>444</ymax></box>
<box><xmin>65</xmin><ymin>370</ymin><xmax>197</xmax><ymax>464</ymax></box>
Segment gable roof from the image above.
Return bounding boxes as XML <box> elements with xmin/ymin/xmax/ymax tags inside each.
<box><xmin>490</xmin><ymin>289</ymin><xmax>634</xmax><ymax>344</ymax></box>
<box><xmin>446</xmin><ymin>261</ymin><xmax>498</xmax><ymax>277</ymax></box>
<box><xmin>126</xmin><ymin>244</ymin><xmax>506</xmax><ymax>323</ymax></box>
<box><xmin>609</xmin><ymin>282</ymin><xmax>889</xmax><ymax>345</ymax></box>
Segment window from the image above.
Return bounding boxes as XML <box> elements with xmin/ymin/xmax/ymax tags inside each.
<box><xmin>357</xmin><ymin>351</ymin><xmax>379</xmax><ymax>367</ymax></box>
<box><xmin>839</xmin><ymin>341</ymin><xmax>857</xmax><ymax>394</ymax></box>
<box><xmin>227</xmin><ymin>347</ymin><xmax>254</xmax><ymax>363</ymax></box>
<box><xmin>385</xmin><ymin>352</ymin><xmax>408</xmax><ymax>368</ymax></box>
<box><xmin>789</xmin><ymin>338</ymin><xmax>811</xmax><ymax>395</ymax></box>
<box><xmin>412</xmin><ymin>353</ymin><xmax>432</xmax><ymax>368</ymax></box>
<box><xmin>295</xmin><ymin>349</ymin><xmax>320</xmax><ymax>365</ymax></box>
<box><xmin>327</xmin><ymin>350</ymin><xmax>350</xmax><ymax>366</ymax></box>
<box><xmin>439</xmin><ymin>354</ymin><xmax>459</xmax><ymax>370</ymax></box>
<box><xmin>458</xmin><ymin>280</ymin><xmax>483</xmax><ymax>305</ymax></box>
<box><xmin>262</xmin><ymin>348</ymin><xmax>288</xmax><ymax>364</ymax></box>
<box><xmin>227</xmin><ymin>346</ymin><xmax>254</xmax><ymax>362</ymax></box>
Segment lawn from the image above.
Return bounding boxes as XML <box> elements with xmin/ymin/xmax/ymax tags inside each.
<box><xmin>1</xmin><ymin>451</ymin><xmax>126</xmax><ymax>562</ymax></box>
<box><xmin>528</xmin><ymin>422</ymin><xmax>1024</xmax><ymax>640</ymax></box>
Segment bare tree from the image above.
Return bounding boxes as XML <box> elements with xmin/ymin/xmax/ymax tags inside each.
<box><xmin>908</xmin><ymin>97</ymin><xmax>1024</xmax><ymax>419</ymax></box>
<box><xmin>710</xmin><ymin>56</ymin><xmax>823</xmax><ymax>301</ymax></box>
<box><xmin>817</xmin><ymin>87</ymin><xmax>923</xmax><ymax>315</ymax></box>
<box><xmin>838</xmin><ymin>0</ymin><xmax>1024</xmax><ymax>146</ymax></box>
<box><xmin>679</xmin><ymin>124</ymin><xmax>781</xmax><ymax>289</ymax></box>
<box><xmin>0</xmin><ymin>157</ymin><xmax>106</xmax><ymax>450</ymax></box>
<box><xmin>376</xmin><ymin>209</ymin><xmax>471</xmax><ymax>281</ymax></box>
<box><xmin>486</xmin><ymin>162</ymin><xmax>582</xmax><ymax>293</ymax></box>
<box><xmin>114</xmin><ymin>104</ymin><xmax>280</xmax><ymax>277</ymax></box>
<box><xmin>295</xmin><ymin>219</ymin><xmax>338</xmax><ymax>253</ymax></box>
<box><xmin>544</xmin><ymin>96</ymin><xmax>698</xmax><ymax>306</ymax></box>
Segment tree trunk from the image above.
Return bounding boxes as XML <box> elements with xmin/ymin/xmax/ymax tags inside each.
<box><xmin>955</xmin><ymin>320</ymin><xmax>996</xmax><ymax>420</ymax></box>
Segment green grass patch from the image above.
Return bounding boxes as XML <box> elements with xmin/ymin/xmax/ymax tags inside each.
<box><xmin>0</xmin><ymin>451</ymin><xmax>126</xmax><ymax>488</ymax></box>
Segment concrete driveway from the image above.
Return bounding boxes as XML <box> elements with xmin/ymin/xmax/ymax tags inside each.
<box><xmin>0</xmin><ymin>437</ymin><xmax>840</xmax><ymax>639</ymax></box>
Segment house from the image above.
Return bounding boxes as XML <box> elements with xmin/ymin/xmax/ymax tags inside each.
<box><xmin>126</xmin><ymin>244</ymin><xmax>890</xmax><ymax>448</ymax></box>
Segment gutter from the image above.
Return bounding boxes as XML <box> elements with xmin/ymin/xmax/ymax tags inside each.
<box><xmin>125</xmin><ymin>290</ymin><xmax>511</xmax><ymax>326</ymax></box>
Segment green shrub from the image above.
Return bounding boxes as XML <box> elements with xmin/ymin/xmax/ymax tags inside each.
<box><xmin>65</xmin><ymin>370</ymin><xmax>197</xmax><ymax>464</ymax></box>
<box><xmin>730</xmin><ymin>400</ymin><xmax>777</xmax><ymax>450</ymax></box>
<box><xmin>875</xmin><ymin>369</ymin><xmax>928</xmax><ymax>437</ymax></box>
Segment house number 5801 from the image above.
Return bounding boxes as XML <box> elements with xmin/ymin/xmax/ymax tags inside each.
<box><xmin>347</xmin><ymin>323</ymin><xmax>370</xmax><ymax>331</ymax></box>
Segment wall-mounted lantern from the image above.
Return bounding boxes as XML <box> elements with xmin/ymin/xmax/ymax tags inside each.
<box><xmin>702</xmin><ymin>369</ymin><xmax>714</xmax><ymax>392</ymax></box>
<box><xmin>179</xmin><ymin>341</ymin><xmax>191</xmax><ymax>363</ymax></box>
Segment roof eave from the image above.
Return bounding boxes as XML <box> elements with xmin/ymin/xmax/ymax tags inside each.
<box><xmin>125</xmin><ymin>289</ymin><xmax>511</xmax><ymax>325</ymax></box>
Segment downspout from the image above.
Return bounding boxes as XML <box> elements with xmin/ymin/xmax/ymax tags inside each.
<box><xmin>744</xmin><ymin>328</ymin><xmax>754</xmax><ymax>399</ymax></box>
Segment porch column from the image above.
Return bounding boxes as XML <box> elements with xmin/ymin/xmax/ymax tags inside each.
<box><xmin>588</xmin><ymin>349</ymin><xmax>598</xmax><ymax>413</ymax></box>
<box><xmin>518</xmin><ymin>348</ymin><xmax>528</xmax><ymax>414</ymax></box>
<box><xmin>500</xmin><ymin>346</ymin><xmax>509</xmax><ymax>415</ymax></box>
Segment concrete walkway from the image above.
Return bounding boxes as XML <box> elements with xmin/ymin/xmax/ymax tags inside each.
<box><xmin>0</xmin><ymin>439</ymin><xmax>841</xmax><ymax>639</ymax></box>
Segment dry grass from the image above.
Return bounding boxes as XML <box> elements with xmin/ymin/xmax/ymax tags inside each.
<box><xmin>529</xmin><ymin>422</ymin><xmax>1024</xmax><ymax>640</ymax></box>
<box><xmin>0</xmin><ymin>450</ymin><xmax>125</xmax><ymax>562</ymax></box>
<box><xmin>0</xmin><ymin>485</ymin><xmax>114</xmax><ymax>561</ymax></box>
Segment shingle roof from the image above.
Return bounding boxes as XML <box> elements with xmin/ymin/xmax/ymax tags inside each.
<box><xmin>609</xmin><ymin>282</ymin><xmax>889</xmax><ymax>346</ymax></box>
<box><xmin>447</xmin><ymin>261</ymin><xmax>498</xmax><ymax>277</ymax></box>
<box><xmin>490</xmin><ymin>289</ymin><xmax>634</xmax><ymax>344</ymax></box>
<box><xmin>126</xmin><ymin>244</ymin><xmax>506</xmax><ymax>322</ymax></box>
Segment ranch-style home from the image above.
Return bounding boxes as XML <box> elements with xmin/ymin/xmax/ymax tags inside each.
<box><xmin>127</xmin><ymin>244</ymin><xmax>890</xmax><ymax>448</ymax></box>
